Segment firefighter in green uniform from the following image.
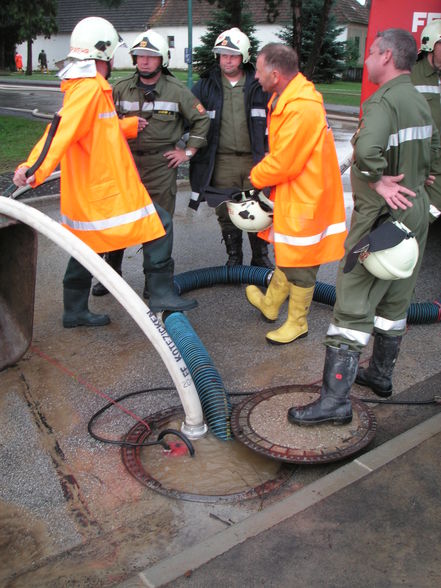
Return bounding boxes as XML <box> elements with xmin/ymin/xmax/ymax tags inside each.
<box><xmin>190</xmin><ymin>28</ymin><xmax>272</xmax><ymax>268</ymax></box>
<box><xmin>92</xmin><ymin>30</ymin><xmax>210</xmax><ymax>297</ymax></box>
<box><xmin>288</xmin><ymin>29</ymin><xmax>440</xmax><ymax>427</ymax></box>
<box><xmin>411</xmin><ymin>19</ymin><xmax>441</xmax><ymax>222</ymax></box>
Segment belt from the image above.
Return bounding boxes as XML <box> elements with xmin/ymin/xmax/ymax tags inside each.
<box><xmin>133</xmin><ymin>145</ymin><xmax>174</xmax><ymax>156</ymax></box>
<box><xmin>218</xmin><ymin>151</ymin><xmax>252</xmax><ymax>157</ymax></box>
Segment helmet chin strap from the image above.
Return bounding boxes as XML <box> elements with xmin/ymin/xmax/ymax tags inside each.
<box><xmin>105</xmin><ymin>61</ymin><xmax>112</xmax><ymax>80</ymax></box>
<box><xmin>137</xmin><ymin>65</ymin><xmax>162</xmax><ymax>79</ymax></box>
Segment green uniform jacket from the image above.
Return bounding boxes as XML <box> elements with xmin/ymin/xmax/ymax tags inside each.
<box><xmin>112</xmin><ymin>72</ymin><xmax>209</xmax><ymax>153</ymax></box>
<box><xmin>349</xmin><ymin>74</ymin><xmax>437</xmax><ymax>253</ymax></box>
<box><xmin>411</xmin><ymin>55</ymin><xmax>441</xmax><ymax>132</ymax></box>
<box><xmin>411</xmin><ymin>55</ymin><xmax>441</xmax><ymax>219</ymax></box>
<box><xmin>327</xmin><ymin>74</ymin><xmax>439</xmax><ymax>348</ymax></box>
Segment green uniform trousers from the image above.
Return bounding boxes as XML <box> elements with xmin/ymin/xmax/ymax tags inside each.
<box><xmin>212</xmin><ymin>153</ymin><xmax>254</xmax><ymax>230</ymax></box>
<box><xmin>133</xmin><ymin>151</ymin><xmax>178</xmax><ymax>217</ymax></box>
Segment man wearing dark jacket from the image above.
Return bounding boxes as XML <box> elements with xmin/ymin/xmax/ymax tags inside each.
<box><xmin>190</xmin><ymin>28</ymin><xmax>272</xmax><ymax>268</ymax></box>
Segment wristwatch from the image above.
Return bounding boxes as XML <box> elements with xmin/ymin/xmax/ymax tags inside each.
<box><xmin>185</xmin><ymin>149</ymin><xmax>194</xmax><ymax>159</ymax></box>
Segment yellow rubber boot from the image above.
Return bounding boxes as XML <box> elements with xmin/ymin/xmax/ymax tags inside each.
<box><xmin>245</xmin><ymin>268</ymin><xmax>289</xmax><ymax>322</ymax></box>
<box><xmin>266</xmin><ymin>284</ymin><xmax>315</xmax><ymax>345</ymax></box>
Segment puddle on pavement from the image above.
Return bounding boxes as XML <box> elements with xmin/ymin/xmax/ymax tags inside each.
<box><xmin>138</xmin><ymin>418</ymin><xmax>282</xmax><ymax>495</ymax></box>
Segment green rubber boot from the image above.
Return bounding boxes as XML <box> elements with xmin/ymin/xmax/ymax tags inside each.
<box><xmin>63</xmin><ymin>288</ymin><xmax>110</xmax><ymax>328</ymax></box>
<box><xmin>147</xmin><ymin>273</ymin><xmax>198</xmax><ymax>313</ymax></box>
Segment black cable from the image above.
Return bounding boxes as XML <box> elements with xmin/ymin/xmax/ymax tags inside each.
<box><xmin>228</xmin><ymin>389</ymin><xmax>441</xmax><ymax>406</ymax></box>
<box><xmin>87</xmin><ymin>386</ymin><xmax>195</xmax><ymax>456</ymax></box>
<box><xmin>355</xmin><ymin>396</ymin><xmax>441</xmax><ymax>405</ymax></box>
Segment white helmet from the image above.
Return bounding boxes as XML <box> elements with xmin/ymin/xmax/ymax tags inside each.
<box><xmin>130</xmin><ymin>30</ymin><xmax>170</xmax><ymax>67</ymax></box>
<box><xmin>420</xmin><ymin>19</ymin><xmax>441</xmax><ymax>52</ymax></box>
<box><xmin>227</xmin><ymin>191</ymin><xmax>273</xmax><ymax>232</ymax></box>
<box><xmin>359</xmin><ymin>221</ymin><xmax>419</xmax><ymax>280</ymax></box>
<box><xmin>68</xmin><ymin>17</ymin><xmax>124</xmax><ymax>62</ymax></box>
<box><xmin>213</xmin><ymin>28</ymin><xmax>251</xmax><ymax>64</ymax></box>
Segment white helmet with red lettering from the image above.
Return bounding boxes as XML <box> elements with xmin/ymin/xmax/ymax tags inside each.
<box><xmin>68</xmin><ymin>17</ymin><xmax>124</xmax><ymax>62</ymax></box>
<box><xmin>213</xmin><ymin>28</ymin><xmax>251</xmax><ymax>64</ymax></box>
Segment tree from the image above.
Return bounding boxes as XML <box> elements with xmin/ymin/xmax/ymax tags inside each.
<box><xmin>202</xmin><ymin>0</ymin><xmax>247</xmax><ymax>28</ymax></box>
<box><xmin>193</xmin><ymin>2</ymin><xmax>259</xmax><ymax>74</ymax></box>
<box><xmin>0</xmin><ymin>0</ymin><xmax>121</xmax><ymax>73</ymax></box>
<box><xmin>277</xmin><ymin>0</ymin><xmax>345</xmax><ymax>83</ymax></box>
<box><xmin>303</xmin><ymin>0</ymin><xmax>333</xmax><ymax>80</ymax></box>
<box><xmin>0</xmin><ymin>0</ymin><xmax>57</xmax><ymax>74</ymax></box>
<box><xmin>344</xmin><ymin>37</ymin><xmax>360</xmax><ymax>68</ymax></box>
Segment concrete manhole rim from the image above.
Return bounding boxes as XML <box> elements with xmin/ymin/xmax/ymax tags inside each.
<box><xmin>121</xmin><ymin>406</ymin><xmax>294</xmax><ymax>504</ymax></box>
<box><xmin>231</xmin><ymin>385</ymin><xmax>377</xmax><ymax>464</ymax></box>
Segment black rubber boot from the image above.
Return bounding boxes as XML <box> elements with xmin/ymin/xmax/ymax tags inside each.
<box><xmin>222</xmin><ymin>229</ymin><xmax>243</xmax><ymax>266</ymax></box>
<box><xmin>288</xmin><ymin>345</ymin><xmax>360</xmax><ymax>426</ymax></box>
<box><xmin>63</xmin><ymin>288</ymin><xmax>110</xmax><ymax>328</ymax></box>
<box><xmin>248</xmin><ymin>233</ymin><xmax>273</xmax><ymax>268</ymax></box>
<box><xmin>92</xmin><ymin>249</ymin><xmax>125</xmax><ymax>296</ymax></box>
<box><xmin>146</xmin><ymin>273</ymin><xmax>198</xmax><ymax>313</ymax></box>
<box><xmin>355</xmin><ymin>333</ymin><xmax>402</xmax><ymax>398</ymax></box>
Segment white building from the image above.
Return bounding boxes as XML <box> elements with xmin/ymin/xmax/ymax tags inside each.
<box><xmin>18</xmin><ymin>0</ymin><xmax>369</xmax><ymax>71</ymax></box>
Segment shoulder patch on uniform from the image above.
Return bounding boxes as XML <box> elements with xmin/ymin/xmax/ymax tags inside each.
<box><xmin>195</xmin><ymin>102</ymin><xmax>206</xmax><ymax>114</ymax></box>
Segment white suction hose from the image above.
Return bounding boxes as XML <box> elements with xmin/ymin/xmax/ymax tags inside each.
<box><xmin>0</xmin><ymin>197</ymin><xmax>207</xmax><ymax>439</ymax></box>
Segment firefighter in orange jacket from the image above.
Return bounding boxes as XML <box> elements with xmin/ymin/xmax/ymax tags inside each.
<box><xmin>13</xmin><ymin>17</ymin><xmax>197</xmax><ymax>328</ymax></box>
<box><xmin>245</xmin><ymin>43</ymin><xmax>347</xmax><ymax>344</ymax></box>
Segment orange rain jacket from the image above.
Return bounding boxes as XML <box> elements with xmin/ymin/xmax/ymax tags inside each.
<box><xmin>21</xmin><ymin>73</ymin><xmax>165</xmax><ymax>253</ymax></box>
<box><xmin>250</xmin><ymin>72</ymin><xmax>347</xmax><ymax>268</ymax></box>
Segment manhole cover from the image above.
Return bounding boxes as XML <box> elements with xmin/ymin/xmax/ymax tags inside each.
<box><xmin>122</xmin><ymin>406</ymin><xmax>294</xmax><ymax>503</ymax></box>
<box><xmin>231</xmin><ymin>385</ymin><xmax>376</xmax><ymax>464</ymax></box>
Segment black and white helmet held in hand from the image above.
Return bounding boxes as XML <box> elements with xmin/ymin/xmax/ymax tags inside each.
<box><xmin>226</xmin><ymin>190</ymin><xmax>274</xmax><ymax>232</ymax></box>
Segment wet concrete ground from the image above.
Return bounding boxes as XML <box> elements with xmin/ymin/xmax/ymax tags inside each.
<box><xmin>1</xmin><ymin>182</ymin><xmax>441</xmax><ymax>586</ymax></box>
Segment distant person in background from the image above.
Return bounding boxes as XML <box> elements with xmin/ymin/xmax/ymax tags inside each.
<box><xmin>15</xmin><ymin>52</ymin><xmax>23</xmax><ymax>72</ymax></box>
<box><xmin>38</xmin><ymin>49</ymin><xmax>48</xmax><ymax>73</ymax></box>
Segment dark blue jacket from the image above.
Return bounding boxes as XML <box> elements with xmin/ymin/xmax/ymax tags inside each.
<box><xmin>189</xmin><ymin>63</ymin><xmax>269</xmax><ymax>209</ymax></box>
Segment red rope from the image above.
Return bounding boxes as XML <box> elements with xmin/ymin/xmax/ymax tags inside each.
<box><xmin>30</xmin><ymin>345</ymin><xmax>152</xmax><ymax>432</ymax></box>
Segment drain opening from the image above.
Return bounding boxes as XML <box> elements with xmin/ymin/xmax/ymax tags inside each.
<box><xmin>122</xmin><ymin>406</ymin><xmax>294</xmax><ymax>503</ymax></box>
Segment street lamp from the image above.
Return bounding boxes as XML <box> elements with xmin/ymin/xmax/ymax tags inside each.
<box><xmin>187</xmin><ymin>0</ymin><xmax>193</xmax><ymax>88</ymax></box>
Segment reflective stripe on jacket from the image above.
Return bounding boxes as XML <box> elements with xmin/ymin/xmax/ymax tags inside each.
<box><xmin>113</xmin><ymin>72</ymin><xmax>209</xmax><ymax>153</ymax></box>
<box><xmin>250</xmin><ymin>73</ymin><xmax>347</xmax><ymax>268</ymax></box>
<box><xmin>22</xmin><ymin>73</ymin><xmax>165</xmax><ymax>253</ymax></box>
<box><xmin>411</xmin><ymin>56</ymin><xmax>441</xmax><ymax>133</ymax></box>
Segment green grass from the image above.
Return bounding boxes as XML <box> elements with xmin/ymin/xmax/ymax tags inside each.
<box><xmin>0</xmin><ymin>115</ymin><xmax>47</xmax><ymax>173</ymax></box>
<box><xmin>315</xmin><ymin>81</ymin><xmax>361</xmax><ymax>107</ymax></box>
<box><xmin>0</xmin><ymin>78</ymin><xmax>360</xmax><ymax>173</ymax></box>
<box><xmin>3</xmin><ymin>68</ymin><xmax>199</xmax><ymax>85</ymax></box>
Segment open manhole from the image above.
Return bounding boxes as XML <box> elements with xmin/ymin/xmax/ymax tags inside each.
<box><xmin>122</xmin><ymin>406</ymin><xmax>294</xmax><ymax>503</ymax></box>
<box><xmin>231</xmin><ymin>385</ymin><xmax>376</xmax><ymax>464</ymax></box>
